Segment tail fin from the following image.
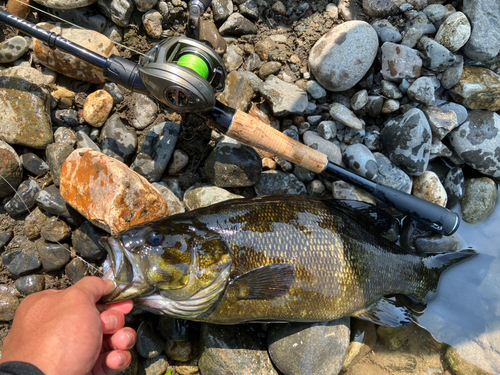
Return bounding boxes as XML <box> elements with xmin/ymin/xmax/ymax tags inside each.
<box><xmin>421</xmin><ymin>250</ymin><xmax>477</xmax><ymax>303</ymax></box>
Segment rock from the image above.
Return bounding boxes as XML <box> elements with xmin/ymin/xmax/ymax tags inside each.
<box><xmin>130</xmin><ymin>122</ymin><xmax>180</xmax><ymax>182</ymax></box>
<box><xmin>136</xmin><ymin>321</ymin><xmax>166</xmax><ymax>359</ymax></box>
<box><xmin>52</xmin><ymin>87</ymin><xmax>75</xmax><ymax>109</ymax></box>
<box><xmin>200</xmin><ymin>20</ymin><xmax>227</xmax><ymax>55</ymax></box>
<box><xmin>332</xmin><ymin>181</ymin><xmax>376</xmax><ymax>205</ymax></box>
<box><xmin>258</xmin><ymin>61</ymin><xmax>281</xmax><ymax>80</ymax></box>
<box><xmin>219</xmin><ymin>13</ymin><xmax>258</xmax><ymax>36</ymax></box>
<box><xmin>417</xmin><ymin>36</ymin><xmax>456</xmax><ymax>72</ymax></box>
<box><xmin>268</xmin><ymin>319</ymin><xmax>350</xmax><ymax>375</ymax></box>
<box><xmin>341</xmin><ymin>319</ymin><xmax>377</xmax><ymax>370</ymax></box>
<box><xmin>183</xmin><ymin>186</ymin><xmax>243</xmax><ymax>210</ymax></box>
<box><xmin>6</xmin><ymin>0</ymin><xmax>31</xmax><ymax>19</ymax></box>
<box><xmin>103</xmin><ymin>83</ymin><xmax>124</xmax><ymax>104</ymax></box>
<box><xmin>72</xmin><ymin>221</ymin><xmax>107</xmax><ymax>261</ymax></box>
<box><xmin>102</xmin><ymin>22</ymin><xmax>124</xmax><ymax>44</ymax></box>
<box><xmin>97</xmin><ymin>0</ymin><xmax>135</xmax><ymax>27</ymax></box>
<box><xmin>412</xmin><ymin>171</ymin><xmax>447</xmax><ymax>207</ymax></box>
<box><xmin>138</xmin><ymin>353</ymin><xmax>170</xmax><ymax>375</ymax></box>
<box><xmin>15</xmin><ymin>274</ymin><xmax>45</xmax><ymax>296</ymax></box>
<box><xmin>448</xmin><ymin>111</ymin><xmax>500</xmax><ymax>178</ymax></box>
<box><xmin>429</xmin><ymin>138</ymin><xmax>452</xmax><ymax>160</ymax></box>
<box><xmin>135</xmin><ymin>0</ymin><xmax>157</xmax><ymax>12</ymax></box>
<box><xmin>293</xmin><ymin>165</ymin><xmax>316</xmax><ymax>182</ymax></box>
<box><xmin>441</xmin><ymin>55</ymin><xmax>464</xmax><ymax>90</ymax></box>
<box><xmin>350</xmin><ymin>90</ymin><xmax>369</xmax><ymax>111</ymax></box>
<box><xmin>36</xmin><ymin>185</ymin><xmax>83</xmax><ymax>226</ymax></box>
<box><xmin>32</xmin><ymin>0</ymin><xmax>97</xmax><ymax>8</ymax></box>
<box><xmin>33</xmin><ymin>23</ymin><xmax>120</xmax><ymax>84</ymax></box>
<box><xmin>377</xmin><ymin>324</ymin><xmax>416</xmax><ymax>350</ymax></box>
<box><xmin>5</xmin><ymin>180</ymin><xmax>41</xmax><ymax>216</ymax></box>
<box><xmin>20</xmin><ymin>153</ymin><xmax>50</xmax><ymax>176</ymax></box>
<box><xmin>435</xmin><ymin>100</ymin><xmax>468</xmax><ymax>125</ymax></box>
<box><xmin>2</xmin><ymin>248</ymin><xmax>42</xmax><ymax>277</ymax></box>
<box><xmin>461</xmin><ymin>178</ymin><xmax>498</xmax><ymax>224</ymax></box>
<box><xmin>343</xmin><ymin>144</ymin><xmax>378</xmax><ymax>180</ymax></box>
<box><xmin>303</xmin><ymin>131</ymin><xmax>342</xmax><ymax>165</ymax></box>
<box><xmin>142</xmin><ymin>10</ymin><xmax>163</xmax><ymax>39</ymax></box>
<box><xmin>239</xmin><ymin>0</ymin><xmax>259</xmax><ymax>19</ymax></box>
<box><xmin>443</xmin><ymin>167</ymin><xmax>465</xmax><ymax>208</ymax></box>
<box><xmin>223</xmin><ymin>44</ymin><xmax>244</xmax><ymax>71</ymax></box>
<box><xmin>443</xmin><ymin>345</ymin><xmax>492</xmax><ymax>375</ymax></box>
<box><xmin>407</xmin><ymin>76</ymin><xmax>435</xmax><ymax>105</ymax></box>
<box><xmin>199</xmin><ymin>324</ymin><xmax>278</xmax><ymax>375</ymax></box>
<box><xmin>306</xmin><ymin>80</ymin><xmax>327</xmax><ymax>100</ymax></box>
<box><xmin>462</xmin><ymin>0</ymin><xmax>500</xmax><ymax>62</ymax></box>
<box><xmin>381</xmin><ymin>108</ymin><xmax>432</xmax><ymax>176</ymax></box>
<box><xmin>100</xmin><ymin>114</ymin><xmax>138</xmax><ymax>162</ymax></box>
<box><xmin>448</xmin><ymin>66</ymin><xmax>500</xmax><ymax>111</ymax></box>
<box><xmin>211</xmin><ymin>0</ymin><xmax>233</xmax><ymax>23</ymax></box>
<box><xmin>381</xmin><ymin>80</ymin><xmax>403</xmax><ymax>99</ymax></box>
<box><xmin>371</xmin><ymin>19</ymin><xmax>402</xmax><ymax>43</ymax></box>
<box><xmin>402</xmin><ymin>221</ymin><xmax>462</xmax><ymax>254</ymax></box>
<box><xmin>0</xmin><ymin>141</ymin><xmax>23</xmax><ymax>199</ymax></box>
<box><xmin>164</xmin><ymin>340</ymin><xmax>196</xmax><ymax>362</ymax></box>
<box><xmin>24</xmin><ymin>207</ymin><xmax>50</xmax><ymax>240</ymax></box>
<box><xmin>401</xmin><ymin>27</ymin><xmax>423</xmax><ymax>48</ymax></box>
<box><xmin>381</xmin><ymin>99</ymin><xmax>400</xmax><ymax>114</ymax></box>
<box><xmin>60</xmin><ymin>149</ymin><xmax>169</xmax><ymax>234</ymax></box>
<box><xmin>54</xmin><ymin>128</ymin><xmax>77</xmax><ymax>147</ymax></box>
<box><xmin>259</xmin><ymin>76</ymin><xmax>308</xmax><ymax>116</ymax></box>
<box><xmin>0</xmin><ymin>68</ymin><xmax>53</xmax><ymax>149</ymax></box>
<box><xmin>309</xmin><ymin>21</ymin><xmax>378</xmax><ymax>92</ymax></box>
<box><xmin>307</xmin><ymin>179</ymin><xmax>326</xmax><ymax>197</ymax></box>
<box><xmin>380</xmin><ymin>42</ymin><xmax>422</xmax><ymax>82</ymax></box>
<box><xmin>363</xmin><ymin>0</ymin><xmax>427</xmax><ymax>18</ymax></box>
<box><xmin>76</xmin><ymin>131</ymin><xmax>100</xmax><ymax>152</ymax></box>
<box><xmin>152</xmin><ymin>182</ymin><xmax>185</xmax><ymax>215</ymax></box>
<box><xmin>254</xmin><ymin>170</ymin><xmax>307</xmax><ymax>196</ymax></box>
<box><xmin>218</xmin><ymin>71</ymin><xmax>255</xmax><ymax>112</ymax></box>
<box><xmin>365</xmin><ymin>125</ymin><xmax>382</xmax><ymax>152</ymax></box>
<box><xmin>49</xmin><ymin>6</ymin><xmax>107</xmax><ymax>33</ymax></box>
<box><xmin>422</xmin><ymin>106</ymin><xmax>458</xmax><ymax>140</ymax></box>
<box><xmin>0</xmin><ymin>292</ymin><xmax>19</xmax><ymax>321</ymax></box>
<box><xmin>40</xmin><ymin>217</ymin><xmax>72</xmax><ymax>243</ymax></box>
<box><xmin>329</xmin><ymin>103</ymin><xmax>363</xmax><ymax>130</ymax></box>
<box><xmin>53</xmin><ymin>109</ymin><xmax>80</xmax><ymax>127</ymax></box>
<box><xmin>317</xmin><ymin>121</ymin><xmax>337</xmax><ymax>140</ymax></box>
<box><xmin>65</xmin><ymin>258</ymin><xmax>90</xmax><ymax>284</ymax></box>
<box><xmin>272</xmin><ymin>1</ymin><xmax>286</xmax><ymax>15</ymax></box>
<box><xmin>83</xmin><ymin>90</ymin><xmax>114</xmax><ymax>127</ymax></box>
<box><xmin>129</xmin><ymin>93</ymin><xmax>157</xmax><ymax>130</ymax></box>
<box><xmin>0</xmin><ymin>36</ymin><xmax>28</xmax><ymax>63</ymax></box>
<box><xmin>0</xmin><ymin>231</ymin><xmax>13</xmax><ymax>253</ymax></box>
<box><xmin>435</xmin><ymin>12</ymin><xmax>471</xmax><ymax>52</ymax></box>
<box><xmin>46</xmin><ymin>142</ymin><xmax>74</xmax><ymax>186</ymax></box>
<box><xmin>202</xmin><ymin>136</ymin><xmax>261</xmax><ymax>188</ymax></box>
<box><xmin>354</xmin><ymin>96</ymin><xmax>384</xmax><ymax>118</ymax></box>
<box><xmin>423</xmin><ymin>4</ymin><xmax>447</xmax><ymax>24</ymax></box>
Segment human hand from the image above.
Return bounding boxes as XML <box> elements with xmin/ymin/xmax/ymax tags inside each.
<box><xmin>0</xmin><ymin>276</ymin><xmax>136</xmax><ymax>375</ymax></box>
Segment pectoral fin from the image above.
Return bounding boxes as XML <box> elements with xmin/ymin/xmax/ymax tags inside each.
<box><xmin>353</xmin><ymin>297</ymin><xmax>413</xmax><ymax>327</ymax></box>
<box><xmin>229</xmin><ymin>263</ymin><xmax>295</xmax><ymax>300</ymax></box>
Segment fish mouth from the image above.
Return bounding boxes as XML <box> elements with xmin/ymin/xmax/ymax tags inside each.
<box><xmin>100</xmin><ymin>237</ymin><xmax>153</xmax><ymax>303</ymax></box>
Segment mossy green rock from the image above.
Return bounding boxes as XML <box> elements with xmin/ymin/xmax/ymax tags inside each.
<box><xmin>443</xmin><ymin>346</ymin><xmax>492</xmax><ymax>375</ymax></box>
<box><xmin>376</xmin><ymin>323</ymin><xmax>416</xmax><ymax>350</ymax></box>
<box><xmin>461</xmin><ymin>177</ymin><xmax>498</xmax><ymax>224</ymax></box>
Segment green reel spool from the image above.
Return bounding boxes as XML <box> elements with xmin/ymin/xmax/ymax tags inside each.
<box><xmin>177</xmin><ymin>53</ymin><xmax>210</xmax><ymax>79</ymax></box>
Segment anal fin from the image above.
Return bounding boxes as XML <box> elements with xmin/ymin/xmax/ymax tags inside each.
<box><xmin>352</xmin><ymin>297</ymin><xmax>413</xmax><ymax>327</ymax></box>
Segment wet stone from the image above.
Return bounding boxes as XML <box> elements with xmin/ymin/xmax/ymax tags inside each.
<box><xmin>412</xmin><ymin>171</ymin><xmax>447</xmax><ymax>207</ymax></box>
<box><xmin>441</xmin><ymin>55</ymin><xmax>464</xmax><ymax>90</ymax></box>
<box><xmin>293</xmin><ymin>165</ymin><xmax>316</xmax><ymax>182</ymax></box>
<box><xmin>303</xmin><ymin>131</ymin><xmax>342</xmax><ymax>165</ymax></box>
<box><xmin>259</xmin><ymin>76</ymin><xmax>308</xmax><ymax>116</ymax></box>
<box><xmin>36</xmin><ymin>185</ymin><xmax>83</xmax><ymax>226</ymax></box>
<box><xmin>422</xmin><ymin>106</ymin><xmax>459</xmax><ymax>140</ymax></box>
<box><xmin>202</xmin><ymin>136</ymin><xmax>261</xmax><ymax>188</ymax></box>
<box><xmin>461</xmin><ymin>177</ymin><xmax>498</xmax><ymax>225</ymax></box>
<box><xmin>137</xmin><ymin>321</ymin><xmax>166</xmax><ymax>359</ymax></box>
<box><xmin>40</xmin><ymin>217</ymin><xmax>72</xmax><ymax>243</ymax></box>
<box><xmin>0</xmin><ymin>231</ymin><xmax>13</xmax><ymax>254</ymax></box>
<box><xmin>414</xmin><ymin>232</ymin><xmax>462</xmax><ymax>254</ymax></box>
<box><xmin>24</xmin><ymin>207</ymin><xmax>50</xmax><ymax>240</ymax></box>
<box><xmin>343</xmin><ymin>144</ymin><xmax>378</xmax><ymax>180</ymax></box>
<box><xmin>20</xmin><ymin>153</ymin><xmax>50</xmax><ymax>176</ymax></box>
<box><xmin>407</xmin><ymin>76</ymin><xmax>435</xmax><ymax>106</ymax></box>
<box><xmin>332</xmin><ymin>181</ymin><xmax>376</xmax><ymax>205</ymax></box>
<box><xmin>0</xmin><ymin>141</ymin><xmax>23</xmax><ymax>199</ymax></box>
<box><xmin>444</xmin><ymin>167</ymin><xmax>465</xmax><ymax>208</ymax></box>
<box><xmin>164</xmin><ymin>340</ymin><xmax>197</xmax><ymax>362</ymax></box>
<box><xmin>15</xmin><ymin>274</ymin><xmax>45</xmax><ymax>296</ymax></box>
<box><xmin>45</xmin><ymin>142</ymin><xmax>75</xmax><ymax>187</ymax></box>
<box><xmin>374</xmin><ymin>152</ymin><xmax>412</xmax><ymax>194</ymax></box>
<box><xmin>131</xmin><ymin>122</ymin><xmax>181</xmax><ymax>182</ymax></box>
<box><xmin>4</xmin><ymin>180</ymin><xmax>41</xmax><ymax>216</ymax></box>
<box><xmin>65</xmin><ymin>258</ymin><xmax>90</xmax><ymax>284</ymax></box>
<box><xmin>2</xmin><ymin>248</ymin><xmax>41</xmax><ymax>277</ymax></box>
<box><xmin>219</xmin><ymin>13</ymin><xmax>258</xmax><ymax>36</ymax></box>
<box><xmin>380</xmin><ymin>42</ymin><xmax>422</xmax><ymax>82</ymax></box>
<box><xmin>72</xmin><ymin>221</ymin><xmax>107</xmax><ymax>261</ymax></box>
<box><xmin>130</xmin><ymin>93</ymin><xmax>157</xmax><ymax>130</ymax></box>
<box><xmin>138</xmin><ymin>353</ymin><xmax>170</xmax><ymax>375</ymax></box>
<box><xmin>377</xmin><ymin>324</ymin><xmax>416</xmax><ymax>351</ymax></box>
<box><xmin>268</xmin><ymin>319</ymin><xmax>350</xmax><ymax>375</ymax></box>
<box><xmin>0</xmin><ymin>292</ymin><xmax>19</xmax><ymax>321</ymax></box>
<box><xmin>254</xmin><ymin>170</ymin><xmax>307</xmax><ymax>196</ymax></box>
<box><xmin>158</xmin><ymin>316</ymin><xmax>197</xmax><ymax>342</ymax></box>
<box><xmin>36</xmin><ymin>239</ymin><xmax>71</xmax><ymax>271</ymax></box>
<box><xmin>101</xmin><ymin>114</ymin><xmax>138</xmax><ymax>162</ymax></box>
<box><xmin>0</xmin><ymin>36</ymin><xmax>28</xmax><ymax>63</ymax></box>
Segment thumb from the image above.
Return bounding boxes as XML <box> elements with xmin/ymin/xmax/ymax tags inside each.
<box><xmin>72</xmin><ymin>276</ymin><xmax>116</xmax><ymax>303</ymax></box>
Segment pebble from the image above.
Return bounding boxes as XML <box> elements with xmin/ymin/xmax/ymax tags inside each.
<box><xmin>401</xmin><ymin>27</ymin><xmax>423</xmax><ymax>48</ymax></box>
<box><xmin>448</xmin><ymin>66</ymin><xmax>500</xmax><ymax>112</ymax></box>
<box><xmin>423</xmin><ymin>4</ymin><xmax>447</xmax><ymax>24</ymax></box>
<box><xmin>430</xmin><ymin>138</ymin><xmax>452</xmax><ymax>160</ymax></box>
<box><xmin>0</xmin><ymin>292</ymin><xmax>19</xmax><ymax>321</ymax></box>
<box><xmin>435</xmin><ymin>101</ymin><xmax>468</xmax><ymax>125</ymax></box>
<box><xmin>239</xmin><ymin>0</ymin><xmax>259</xmax><ymax>19</ymax></box>
<box><xmin>139</xmin><ymin>354</ymin><xmax>170</xmax><ymax>375</ymax></box>
<box><xmin>412</xmin><ymin>171</ymin><xmax>447</xmax><ymax>207</ymax></box>
<box><xmin>65</xmin><ymin>258</ymin><xmax>90</xmax><ymax>284</ymax></box>
<box><xmin>6</xmin><ymin>0</ymin><xmax>30</xmax><ymax>19</ymax></box>
<box><xmin>142</xmin><ymin>10</ymin><xmax>163</xmax><ymax>39</ymax></box>
<box><xmin>218</xmin><ymin>71</ymin><xmax>255</xmax><ymax>111</ymax></box>
<box><xmin>307</xmin><ymin>179</ymin><xmax>326</xmax><ymax>197</ymax></box>
<box><xmin>183</xmin><ymin>186</ymin><xmax>243</xmax><ymax>211</ymax></box>
<box><xmin>130</xmin><ymin>93</ymin><xmax>157</xmax><ymax>130</ymax></box>
<box><xmin>33</xmin><ymin>23</ymin><xmax>120</xmax><ymax>84</ymax></box>
<box><xmin>293</xmin><ymin>165</ymin><xmax>316</xmax><ymax>182</ymax></box>
<box><xmin>158</xmin><ymin>316</ymin><xmax>196</xmax><ymax>342</ymax></box>
<box><xmin>0</xmin><ymin>36</ymin><xmax>28</xmax><ymax>63</ymax></box>
<box><xmin>317</xmin><ymin>121</ymin><xmax>337</xmax><ymax>140</ymax></box>
<box><xmin>268</xmin><ymin>319</ymin><xmax>350</xmax><ymax>375</ymax></box>
<box><xmin>417</xmin><ymin>36</ymin><xmax>456</xmax><ymax>73</ymax></box>
<box><xmin>76</xmin><ymin>131</ymin><xmax>100</xmax><ymax>152</ymax></box>
<box><xmin>309</xmin><ymin>21</ymin><xmax>378</xmax><ymax>92</ymax></box>
<box><xmin>52</xmin><ymin>109</ymin><xmax>80</xmax><ymax>127</ymax></box>
<box><xmin>219</xmin><ymin>13</ymin><xmax>258</xmax><ymax>36</ymax></box>
<box><xmin>137</xmin><ymin>321</ymin><xmax>166</xmax><ymax>359</ymax></box>
<box><xmin>103</xmin><ymin>83</ymin><xmax>124</xmax><ymax>104</ymax></box>
<box><xmin>60</xmin><ymin>149</ymin><xmax>169</xmax><ymax>234</ymax></box>
<box><xmin>36</xmin><ymin>185</ymin><xmax>83</xmax><ymax>226</ymax></box>
<box><xmin>302</xmin><ymin>131</ymin><xmax>342</xmax><ymax>165</ymax></box>
<box><xmin>407</xmin><ymin>77</ymin><xmax>435</xmax><ymax>106</ymax></box>
<box><xmin>54</xmin><ymin>128</ymin><xmax>77</xmax><ymax>147</ymax></box>
<box><xmin>350</xmin><ymin>90</ymin><xmax>369</xmax><ymax>111</ymax></box>
<box><xmin>448</xmin><ymin>111</ymin><xmax>500</xmax><ymax>178</ymax></box>
<box><xmin>52</xmin><ymin>87</ymin><xmax>75</xmax><ymax>109</ymax></box>
<box><xmin>45</xmin><ymin>142</ymin><xmax>74</xmax><ymax>186</ymax></box>
<box><xmin>332</xmin><ymin>181</ymin><xmax>376</xmax><ymax>205</ymax></box>
<box><xmin>49</xmin><ymin>6</ymin><xmax>107</xmax><ymax>33</ymax></box>
<box><xmin>371</xmin><ymin>19</ymin><xmax>402</xmax><ymax>43</ymax></box>
<box><xmin>4</xmin><ymin>180</ymin><xmax>41</xmax><ymax>216</ymax></box>
<box><xmin>97</xmin><ymin>0</ymin><xmax>135</xmax><ymax>27</ymax></box>
<box><xmin>422</xmin><ymin>106</ymin><xmax>458</xmax><ymax>140</ymax></box>
<box><xmin>364</xmin><ymin>126</ymin><xmax>382</xmax><ymax>151</ymax></box>
<box><xmin>443</xmin><ymin>345</ymin><xmax>492</xmax><ymax>375</ymax></box>
<box><xmin>167</xmin><ymin>150</ymin><xmax>189</xmax><ymax>175</ymax></box>
<box><xmin>164</xmin><ymin>339</ymin><xmax>196</xmax><ymax>362</ymax></box>
<box><xmin>443</xmin><ymin>167</ymin><xmax>465</xmax><ymax>208</ymax></box>
<box><xmin>201</xmin><ymin>137</ymin><xmax>261</xmax><ymax>187</ymax></box>
<box><xmin>435</xmin><ymin>12</ymin><xmax>471</xmax><ymax>53</ymax></box>
<box><xmin>24</xmin><ymin>207</ymin><xmax>50</xmax><ymax>240</ymax></box>
<box><xmin>130</xmin><ymin>122</ymin><xmax>180</xmax><ymax>182</ymax></box>
<box><xmin>381</xmin><ymin>99</ymin><xmax>400</xmax><ymax>114</ymax></box>
<box><xmin>254</xmin><ymin>170</ymin><xmax>307</xmax><ymax>196</ymax></box>
<box><xmin>363</xmin><ymin>0</ymin><xmax>424</xmax><ymax>18</ymax></box>
<box><xmin>306</xmin><ymin>80</ymin><xmax>327</xmax><ymax>100</ymax></box>
<box><xmin>441</xmin><ymin>55</ymin><xmax>464</xmax><ymax>90</ymax></box>
<box><xmin>381</xmin><ymin>108</ymin><xmax>431</xmax><ymax>176</ymax></box>
<box><xmin>0</xmin><ymin>231</ymin><xmax>13</xmax><ymax>253</ymax></box>
<box><xmin>343</xmin><ymin>144</ymin><xmax>378</xmax><ymax>180</ymax></box>
<box><xmin>72</xmin><ymin>221</ymin><xmax>107</xmax><ymax>261</ymax></box>
<box><xmin>380</xmin><ymin>42</ymin><xmax>422</xmax><ymax>82</ymax></box>
<box><xmin>40</xmin><ymin>217</ymin><xmax>72</xmax><ymax>243</ymax></box>
<box><xmin>32</xmin><ymin>0</ymin><xmax>97</xmax><ymax>8</ymax></box>
<box><xmin>83</xmin><ymin>90</ymin><xmax>114</xmax><ymax>128</ymax></box>
<box><xmin>355</xmin><ymin>96</ymin><xmax>384</xmax><ymax>118</ymax></box>
<box><xmin>200</xmin><ymin>20</ymin><xmax>227</xmax><ymax>55</ymax></box>
<box><xmin>329</xmin><ymin>103</ymin><xmax>363</xmax><ymax>130</ymax></box>
<box><xmin>101</xmin><ymin>114</ymin><xmax>138</xmax><ymax>162</ymax></box>
<box><xmin>2</xmin><ymin>248</ymin><xmax>42</xmax><ymax>277</ymax></box>
<box><xmin>20</xmin><ymin>153</ymin><xmax>50</xmax><ymax>176</ymax></box>
<box><xmin>152</xmin><ymin>183</ymin><xmax>185</xmax><ymax>215</ymax></box>
<box><xmin>211</xmin><ymin>0</ymin><xmax>233</xmax><ymax>23</ymax></box>
<box><xmin>259</xmin><ymin>76</ymin><xmax>308</xmax><ymax>116</ymax></box>
<box><xmin>223</xmin><ymin>44</ymin><xmax>244</xmax><ymax>72</ymax></box>
<box><xmin>135</xmin><ymin>0</ymin><xmax>157</xmax><ymax>12</ymax></box>
<box><xmin>461</xmin><ymin>178</ymin><xmax>498</xmax><ymax>224</ymax></box>
<box><xmin>15</xmin><ymin>274</ymin><xmax>45</xmax><ymax>295</ymax></box>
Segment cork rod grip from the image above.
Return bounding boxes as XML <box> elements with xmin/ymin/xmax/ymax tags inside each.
<box><xmin>227</xmin><ymin>110</ymin><xmax>328</xmax><ymax>174</ymax></box>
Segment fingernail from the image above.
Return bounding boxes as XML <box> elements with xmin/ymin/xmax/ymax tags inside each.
<box><xmin>103</xmin><ymin>314</ymin><xmax>118</xmax><ymax>330</ymax></box>
<box><xmin>116</xmin><ymin>353</ymin><xmax>127</xmax><ymax>367</ymax></box>
<box><xmin>125</xmin><ymin>331</ymin><xmax>136</xmax><ymax>349</ymax></box>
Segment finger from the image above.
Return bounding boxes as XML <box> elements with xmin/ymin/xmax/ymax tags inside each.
<box><xmin>100</xmin><ymin>310</ymin><xmax>126</xmax><ymax>335</ymax></box>
<box><xmin>72</xmin><ymin>277</ymin><xmax>116</xmax><ymax>303</ymax></box>
<box><xmin>91</xmin><ymin>350</ymin><xmax>131</xmax><ymax>375</ymax></box>
<box><xmin>102</xmin><ymin>327</ymin><xmax>136</xmax><ymax>352</ymax></box>
<box><xmin>97</xmin><ymin>299</ymin><xmax>134</xmax><ymax>314</ymax></box>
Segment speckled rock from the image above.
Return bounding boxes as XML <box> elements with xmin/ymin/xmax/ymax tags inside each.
<box><xmin>448</xmin><ymin>111</ymin><xmax>500</xmax><ymax>178</ymax></box>
<box><xmin>254</xmin><ymin>170</ymin><xmax>307</xmax><ymax>196</ymax></box>
<box><xmin>422</xmin><ymin>106</ymin><xmax>458</xmax><ymax>140</ymax></box>
<box><xmin>83</xmin><ymin>90</ymin><xmax>114</xmax><ymax>127</ymax></box>
<box><xmin>435</xmin><ymin>101</ymin><xmax>468</xmax><ymax>125</ymax></box>
<box><xmin>435</xmin><ymin>12</ymin><xmax>471</xmax><ymax>52</ymax></box>
<box><xmin>33</xmin><ymin>23</ymin><xmax>120</xmax><ymax>84</ymax></box>
<box><xmin>380</xmin><ymin>42</ymin><xmax>422</xmax><ymax>82</ymax></box>
<box><xmin>60</xmin><ymin>149</ymin><xmax>170</xmax><ymax>234</ymax></box>
<box><xmin>129</xmin><ymin>93</ymin><xmax>157</xmax><ymax>130</ymax></box>
<box><xmin>309</xmin><ymin>21</ymin><xmax>378</xmax><ymax>92</ymax></box>
<box><xmin>332</xmin><ymin>181</ymin><xmax>376</xmax><ymax>205</ymax></box>
<box><xmin>0</xmin><ymin>141</ymin><xmax>23</xmax><ymax>199</ymax></box>
<box><xmin>343</xmin><ymin>144</ymin><xmax>378</xmax><ymax>180</ymax></box>
<box><xmin>40</xmin><ymin>217</ymin><xmax>72</xmax><ymax>243</ymax></box>
<box><xmin>24</xmin><ymin>207</ymin><xmax>50</xmax><ymax>240</ymax></box>
<box><xmin>417</xmin><ymin>36</ymin><xmax>456</xmax><ymax>73</ymax></box>
<box><xmin>218</xmin><ymin>71</ymin><xmax>255</xmax><ymax>112</ymax></box>
<box><xmin>32</xmin><ymin>0</ymin><xmax>97</xmax><ymax>8</ymax></box>
<box><xmin>219</xmin><ymin>13</ymin><xmax>258</xmax><ymax>36</ymax></box>
<box><xmin>448</xmin><ymin>66</ymin><xmax>500</xmax><ymax>112</ymax></box>
<box><xmin>259</xmin><ymin>76</ymin><xmax>308</xmax><ymax>116</ymax></box>
<box><xmin>363</xmin><ymin>0</ymin><xmax>427</xmax><ymax>18</ymax></box>
<box><xmin>461</xmin><ymin>178</ymin><xmax>498</xmax><ymax>224</ymax></box>
<box><xmin>412</xmin><ymin>171</ymin><xmax>447</xmax><ymax>207</ymax></box>
<box><xmin>183</xmin><ymin>186</ymin><xmax>243</xmax><ymax>211</ymax></box>
<box><xmin>0</xmin><ymin>36</ymin><xmax>28</xmax><ymax>63</ymax></box>
<box><xmin>303</xmin><ymin>131</ymin><xmax>342</xmax><ymax>165</ymax></box>
<box><xmin>97</xmin><ymin>0</ymin><xmax>135</xmax><ymax>27</ymax></box>
<box><xmin>0</xmin><ymin>292</ymin><xmax>19</xmax><ymax>321</ymax></box>
<box><xmin>330</xmin><ymin>103</ymin><xmax>364</xmax><ymax>130</ymax></box>
<box><xmin>444</xmin><ymin>167</ymin><xmax>465</xmax><ymax>208</ymax></box>
<box><xmin>138</xmin><ymin>353</ymin><xmax>170</xmax><ymax>375</ymax></box>
<box><xmin>407</xmin><ymin>76</ymin><xmax>435</xmax><ymax>106</ymax></box>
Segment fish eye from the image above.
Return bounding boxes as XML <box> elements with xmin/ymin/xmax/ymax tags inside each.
<box><xmin>146</xmin><ymin>231</ymin><xmax>164</xmax><ymax>246</ymax></box>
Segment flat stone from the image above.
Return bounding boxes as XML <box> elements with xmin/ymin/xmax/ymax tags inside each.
<box><xmin>36</xmin><ymin>185</ymin><xmax>83</xmax><ymax>226</ymax></box>
<box><xmin>100</xmin><ymin>114</ymin><xmax>138</xmax><ymax>162</ymax></box>
<box><xmin>183</xmin><ymin>186</ymin><xmax>243</xmax><ymax>211</ymax></box>
<box><xmin>36</xmin><ymin>239</ymin><xmax>71</xmax><ymax>271</ymax></box>
<box><xmin>83</xmin><ymin>90</ymin><xmax>114</xmax><ymax>127</ymax></box>
<box><xmin>97</xmin><ymin>0</ymin><xmax>135</xmax><ymax>27</ymax></box>
<box><xmin>2</xmin><ymin>248</ymin><xmax>41</xmax><ymax>277</ymax></box>
<box><xmin>0</xmin><ymin>141</ymin><xmax>23</xmax><ymax>199</ymax></box>
<box><xmin>303</xmin><ymin>130</ymin><xmax>342</xmax><ymax>165</ymax></box>
<box><xmin>0</xmin><ymin>36</ymin><xmax>28</xmax><ymax>63</ymax></box>
<box><xmin>33</xmin><ymin>23</ymin><xmax>120</xmax><ymax>84</ymax></box>
<box><xmin>254</xmin><ymin>170</ymin><xmax>307</xmax><ymax>196</ymax></box>
<box><xmin>60</xmin><ymin>149</ymin><xmax>170</xmax><ymax>234</ymax></box>
<box><xmin>219</xmin><ymin>13</ymin><xmax>258</xmax><ymax>36</ymax></box>
<box><xmin>380</xmin><ymin>42</ymin><xmax>422</xmax><ymax>82</ymax></box>
<box><xmin>461</xmin><ymin>177</ymin><xmax>498</xmax><ymax>224</ymax></box>
<box><xmin>435</xmin><ymin>12</ymin><xmax>471</xmax><ymax>52</ymax></box>
<box><xmin>4</xmin><ymin>180</ymin><xmax>41</xmax><ymax>216</ymax></box>
<box><xmin>32</xmin><ymin>0</ymin><xmax>96</xmax><ymax>8</ymax></box>
<box><xmin>259</xmin><ymin>76</ymin><xmax>308</xmax><ymax>116</ymax></box>
<box><xmin>15</xmin><ymin>275</ymin><xmax>45</xmax><ymax>296</ymax></box>
<box><xmin>218</xmin><ymin>71</ymin><xmax>255</xmax><ymax>112</ymax></box>
<box><xmin>309</xmin><ymin>21</ymin><xmax>378</xmax><ymax>92</ymax></box>
<box><xmin>0</xmin><ymin>292</ymin><xmax>19</xmax><ymax>321</ymax></box>
<box><xmin>329</xmin><ymin>103</ymin><xmax>364</xmax><ymax>130</ymax></box>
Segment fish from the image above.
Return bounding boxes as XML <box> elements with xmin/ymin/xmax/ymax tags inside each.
<box><xmin>99</xmin><ymin>196</ymin><xmax>476</xmax><ymax>327</ymax></box>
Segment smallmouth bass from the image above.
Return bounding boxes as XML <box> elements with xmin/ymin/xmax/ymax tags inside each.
<box><xmin>100</xmin><ymin>196</ymin><xmax>475</xmax><ymax>327</ymax></box>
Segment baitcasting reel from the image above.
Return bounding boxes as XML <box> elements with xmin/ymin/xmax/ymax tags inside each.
<box><xmin>139</xmin><ymin>36</ymin><xmax>227</xmax><ymax>113</ymax></box>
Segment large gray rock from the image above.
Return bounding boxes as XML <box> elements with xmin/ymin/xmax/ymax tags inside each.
<box><xmin>461</xmin><ymin>177</ymin><xmax>498</xmax><ymax>224</ymax></box>
<box><xmin>309</xmin><ymin>21</ymin><xmax>378</xmax><ymax>92</ymax></box>
<box><xmin>32</xmin><ymin>0</ymin><xmax>96</xmax><ymax>9</ymax></box>
<box><xmin>463</xmin><ymin>0</ymin><xmax>500</xmax><ymax>61</ymax></box>
<box><xmin>435</xmin><ymin>12</ymin><xmax>471</xmax><ymax>53</ymax></box>
<box><xmin>259</xmin><ymin>77</ymin><xmax>308</xmax><ymax>116</ymax></box>
<box><xmin>97</xmin><ymin>0</ymin><xmax>135</xmax><ymax>27</ymax></box>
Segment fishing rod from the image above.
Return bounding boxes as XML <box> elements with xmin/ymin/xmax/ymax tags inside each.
<box><xmin>0</xmin><ymin>5</ymin><xmax>460</xmax><ymax>236</ymax></box>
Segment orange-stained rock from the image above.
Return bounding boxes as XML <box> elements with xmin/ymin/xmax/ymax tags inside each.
<box><xmin>60</xmin><ymin>149</ymin><xmax>169</xmax><ymax>234</ymax></box>
<box><xmin>7</xmin><ymin>0</ymin><xmax>30</xmax><ymax>19</ymax></box>
<box><xmin>83</xmin><ymin>90</ymin><xmax>114</xmax><ymax>127</ymax></box>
